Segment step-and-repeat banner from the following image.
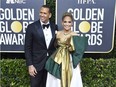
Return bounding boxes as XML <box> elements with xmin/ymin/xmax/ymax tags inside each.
<box><xmin>0</xmin><ymin>0</ymin><xmax>116</xmax><ymax>53</ymax></box>
<box><xmin>56</xmin><ymin>0</ymin><xmax>116</xmax><ymax>53</ymax></box>
<box><xmin>0</xmin><ymin>0</ymin><xmax>45</xmax><ymax>52</ymax></box>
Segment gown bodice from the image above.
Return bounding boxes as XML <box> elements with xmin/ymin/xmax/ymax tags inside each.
<box><xmin>53</xmin><ymin>35</ymin><xmax>74</xmax><ymax>87</ymax></box>
<box><xmin>57</xmin><ymin>35</ymin><xmax>71</xmax><ymax>48</ymax></box>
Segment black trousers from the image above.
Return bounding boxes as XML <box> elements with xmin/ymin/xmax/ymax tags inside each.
<box><xmin>30</xmin><ymin>69</ymin><xmax>47</xmax><ymax>87</ymax></box>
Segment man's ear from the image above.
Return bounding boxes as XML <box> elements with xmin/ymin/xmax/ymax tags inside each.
<box><xmin>49</xmin><ymin>13</ymin><xmax>52</xmax><ymax>18</ymax></box>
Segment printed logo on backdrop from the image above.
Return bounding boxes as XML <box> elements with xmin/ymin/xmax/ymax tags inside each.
<box><xmin>56</xmin><ymin>0</ymin><xmax>116</xmax><ymax>53</ymax></box>
<box><xmin>6</xmin><ymin>0</ymin><xmax>26</xmax><ymax>4</ymax></box>
<box><xmin>0</xmin><ymin>0</ymin><xmax>44</xmax><ymax>52</ymax></box>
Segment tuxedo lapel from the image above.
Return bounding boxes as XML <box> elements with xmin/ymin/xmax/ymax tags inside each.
<box><xmin>35</xmin><ymin>20</ymin><xmax>47</xmax><ymax>48</ymax></box>
<box><xmin>48</xmin><ymin>23</ymin><xmax>56</xmax><ymax>49</ymax></box>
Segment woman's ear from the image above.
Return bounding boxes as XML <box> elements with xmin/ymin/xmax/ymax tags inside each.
<box><xmin>61</xmin><ymin>21</ymin><xmax>64</xmax><ymax>26</ymax></box>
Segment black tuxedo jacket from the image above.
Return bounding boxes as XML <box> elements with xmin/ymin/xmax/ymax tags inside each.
<box><xmin>25</xmin><ymin>20</ymin><xmax>58</xmax><ymax>71</ymax></box>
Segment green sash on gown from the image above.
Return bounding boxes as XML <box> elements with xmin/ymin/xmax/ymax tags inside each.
<box><xmin>72</xmin><ymin>36</ymin><xmax>88</xmax><ymax>68</ymax></box>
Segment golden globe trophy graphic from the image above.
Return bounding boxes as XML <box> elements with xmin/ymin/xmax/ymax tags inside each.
<box><xmin>79</xmin><ymin>21</ymin><xmax>90</xmax><ymax>33</ymax></box>
<box><xmin>11</xmin><ymin>21</ymin><xmax>22</xmax><ymax>33</ymax></box>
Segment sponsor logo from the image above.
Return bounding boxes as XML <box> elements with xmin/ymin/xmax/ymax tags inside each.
<box><xmin>6</xmin><ymin>0</ymin><xmax>26</xmax><ymax>4</ymax></box>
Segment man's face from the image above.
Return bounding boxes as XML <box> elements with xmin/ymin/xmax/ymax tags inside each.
<box><xmin>39</xmin><ymin>7</ymin><xmax>51</xmax><ymax>23</ymax></box>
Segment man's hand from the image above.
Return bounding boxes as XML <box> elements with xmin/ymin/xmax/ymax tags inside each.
<box><xmin>28</xmin><ymin>65</ymin><xmax>37</xmax><ymax>77</ymax></box>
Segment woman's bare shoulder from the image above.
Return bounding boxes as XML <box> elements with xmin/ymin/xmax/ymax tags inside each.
<box><xmin>57</xmin><ymin>30</ymin><xmax>62</xmax><ymax>33</ymax></box>
<box><xmin>57</xmin><ymin>30</ymin><xmax>64</xmax><ymax>34</ymax></box>
<box><xmin>56</xmin><ymin>30</ymin><xmax>63</xmax><ymax>37</ymax></box>
<box><xmin>71</xmin><ymin>31</ymin><xmax>78</xmax><ymax>36</ymax></box>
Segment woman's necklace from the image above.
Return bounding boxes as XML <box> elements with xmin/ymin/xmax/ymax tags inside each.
<box><xmin>63</xmin><ymin>31</ymin><xmax>71</xmax><ymax>41</ymax></box>
<box><xmin>63</xmin><ymin>31</ymin><xmax>71</xmax><ymax>36</ymax></box>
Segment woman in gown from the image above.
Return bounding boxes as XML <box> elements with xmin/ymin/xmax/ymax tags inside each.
<box><xmin>45</xmin><ymin>12</ymin><xmax>87</xmax><ymax>87</ymax></box>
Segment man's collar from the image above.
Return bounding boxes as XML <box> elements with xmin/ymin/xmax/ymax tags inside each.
<box><xmin>40</xmin><ymin>20</ymin><xmax>50</xmax><ymax>25</ymax></box>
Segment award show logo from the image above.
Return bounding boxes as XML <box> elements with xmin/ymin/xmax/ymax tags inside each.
<box><xmin>6</xmin><ymin>0</ymin><xmax>26</xmax><ymax>4</ymax></box>
<box><xmin>0</xmin><ymin>0</ymin><xmax>44</xmax><ymax>52</ymax></box>
<box><xmin>0</xmin><ymin>8</ymin><xmax>34</xmax><ymax>45</ymax></box>
<box><xmin>68</xmin><ymin>8</ymin><xmax>104</xmax><ymax>46</ymax></box>
<box><xmin>56</xmin><ymin>0</ymin><xmax>115</xmax><ymax>52</ymax></box>
<box><xmin>77</xmin><ymin>0</ymin><xmax>96</xmax><ymax>4</ymax></box>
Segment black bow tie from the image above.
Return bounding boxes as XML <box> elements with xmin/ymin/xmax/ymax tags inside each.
<box><xmin>42</xmin><ymin>24</ymin><xmax>50</xmax><ymax>29</ymax></box>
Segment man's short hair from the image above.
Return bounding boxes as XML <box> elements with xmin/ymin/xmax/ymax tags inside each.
<box><xmin>41</xmin><ymin>5</ymin><xmax>51</xmax><ymax>13</ymax></box>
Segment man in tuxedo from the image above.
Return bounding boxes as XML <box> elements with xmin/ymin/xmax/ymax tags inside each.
<box><xmin>25</xmin><ymin>5</ymin><xmax>58</xmax><ymax>87</ymax></box>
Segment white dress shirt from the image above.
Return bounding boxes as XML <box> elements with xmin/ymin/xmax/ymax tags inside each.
<box><xmin>40</xmin><ymin>20</ymin><xmax>52</xmax><ymax>56</ymax></box>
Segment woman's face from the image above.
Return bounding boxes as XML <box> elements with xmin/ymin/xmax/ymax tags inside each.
<box><xmin>62</xmin><ymin>16</ymin><xmax>73</xmax><ymax>31</ymax></box>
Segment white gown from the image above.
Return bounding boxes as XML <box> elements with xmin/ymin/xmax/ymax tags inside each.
<box><xmin>46</xmin><ymin>56</ymin><xmax>83</xmax><ymax>87</ymax></box>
